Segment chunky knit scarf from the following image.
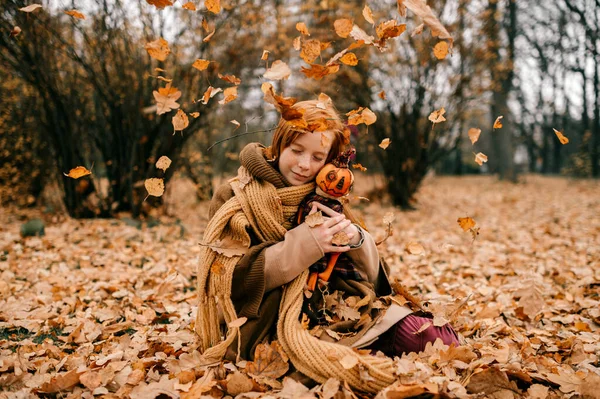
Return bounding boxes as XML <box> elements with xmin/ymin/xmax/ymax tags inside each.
<box><xmin>196</xmin><ymin>143</ymin><xmax>395</xmax><ymax>392</ymax></box>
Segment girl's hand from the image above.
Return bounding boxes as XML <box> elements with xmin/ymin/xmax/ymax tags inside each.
<box><xmin>307</xmin><ymin>202</ymin><xmax>360</xmax><ymax>252</ymax></box>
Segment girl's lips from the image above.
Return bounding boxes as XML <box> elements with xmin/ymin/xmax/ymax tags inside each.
<box><xmin>293</xmin><ymin>172</ymin><xmax>308</xmax><ymax>179</ymax></box>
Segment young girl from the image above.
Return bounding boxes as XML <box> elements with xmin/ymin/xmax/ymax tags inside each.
<box><xmin>196</xmin><ymin>98</ymin><xmax>459</xmax><ymax>366</ymax></box>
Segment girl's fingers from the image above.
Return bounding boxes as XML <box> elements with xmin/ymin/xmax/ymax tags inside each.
<box><xmin>327</xmin><ymin>245</ymin><xmax>351</xmax><ymax>253</ymax></box>
<box><xmin>323</xmin><ymin>214</ymin><xmax>346</xmax><ymax>228</ymax></box>
<box><xmin>330</xmin><ymin>219</ymin><xmax>352</xmax><ymax>233</ymax></box>
<box><xmin>313</xmin><ymin>202</ymin><xmax>342</xmax><ymax>218</ymax></box>
<box><xmin>308</xmin><ymin>202</ymin><xmax>318</xmax><ymax>215</ymax></box>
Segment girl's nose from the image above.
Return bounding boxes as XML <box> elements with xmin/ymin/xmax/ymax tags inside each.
<box><xmin>298</xmin><ymin>154</ymin><xmax>310</xmax><ymax>169</ymax></box>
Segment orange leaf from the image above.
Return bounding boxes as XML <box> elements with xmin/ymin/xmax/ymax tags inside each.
<box><xmin>172</xmin><ymin>110</ymin><xmax>189</xmax><ymax>132</ymax></box>
<box><xmin>433</xmin><ymin>41</ymin><xmax>449</xmax><ymax>59</ymax></box>
<box><xmin>64</xmin><ymin>166</ymin><xmax>92</xmax><ymax>179</ymax></box>
<box><xmin>300</xmin><ymin>39</ymin><xmax>322</xmax><ymax>64</ymax></box>
<box><xmin>146</xmin><ymin>0</ymin><xmax>174</xmax><ymax>9</ymax></box>
<box><xmin>218</xmin><ymin>73</ymin><xmax>241</xmax><ymax>85</ymax></box>
<box><xmin>64</xmin><ymin>10</ymin><xmax>85</xmax><ymax>19</ymax></box>
<box><xmin>145</xmin><ymin>178</ymin><xmax>165</xmax><ymax>197</ymax></box>
<box><xmin>300</xmin><ymin>63</ymin><xmax>340</xmax><ymax>80</ymax></box>
<box><xmin>203</xmin><ymin>28</ymin><xmax>216</xmax><ymax>42</ymax></box>
<box><xmin>296</xmin><ymin>22</ymin><xmax>310</xmax><ymax>36</ymax></box>
<box><xmin>474</xmin><ymin>152</ymin><xmax>488</xmax><ymax>165</ymax></box>
<box><xmin>205</xmin><ymin>0</ymin><xmax>220</xmax><ymax>13</ymax></box>
<box><xmin>340</xmin><ymin>53</ymin><xmax>358</xmax><ymax>66</ymax></box>
<box><xmin>352</xmin><ymin>163</ymin><xmax>367</xmax><ymax>172</ymax></box>
<box><xmin>406</xmin><ymin>241</ymin><xmax>425</xmax><ymax>255</ymax></box>
<box><xmin>553</xmin><ymin>128</ymin><xmax>569</xmax><ymax>144</ymax></box>
<box><xmin>379</xmin><ymin>138</ymin><xmax>391</xmax><ymax>149</ymax></box>
<box><xmin>39</xmin><ymin>370</ymin><xmax>81</xmax><ymax>393</ymax></box>
<box><xmin>10</xmin><ymin>26</ymin><xmax>22</xmax><ymax>37</ymax></box>
<box><xmin>200</xmin><ymin>86</ymin><xmax>222</xmax><ymax>105</ymax></box>
<box><xmin>182</xmin><ymin>1</ymin><xmax>196</xmax><ymax>10</ymax></box>
<box><xmin>145</xmin><ymin>37</ymin><xmax>170</xmax><ymax>61</ymax></box>
<box><xmin>219</xmin><ymin>86</ymin><xmax>238</xmax><ymax>105</ymax></box>
<box><xmin>493</xmin><ymin>115</ymin><xmax>503</xmax><ymax>129</ymax></box>
<box><xmin>468</xmin><ymin>128</ymin><xmax>481</xmax><ymax>144</ymax></box>
<box><xmin>155</xmin><ymin>156</ymin><xmax>172</xmax><ymax>172</ymax></box>
<box><xmin>245</xmin><ymin>342</ymin><xmax>289</xmax><ymax>379</ymax></box>
<box><xmin>378</xmin><ymin>90</ymin><xmax>386</xmax><ymax>100</ymax></box>
<box><xmin>153</xmin><ymin>86</ymin><xmax>181</xmax><ymax>115</ymax></box>
<box><xmin>457</xmin><ymin>216</ymin><xmax>476</xmax><ymax>232</ymax></box>
<box><xmin>192</xmin><ymin>59</ymin><xmax>211</xmax><ymax>71</ymax></box>
<box><xmin>261</xmin><ymin>50</ymin><xmax>270</xmax><ymax>61</ymax></box>
<box><xmin>376</xmin><ymin>20</ymin><xmax>406</xmax><ymax>41</ymax></box>
<box><xmin>428</xmin><ymin>107</ymin><xmax>446</xmax><ymax>124</ymax></box>
<box><xmin>334</xmin><ymin>19</ymin><xmax>353</xmax><ymax>38</ymax></box>
<box><xmin>264</xmin><ymin>60</ymin><xmax>292</xmax><ymax>80</ymax></box>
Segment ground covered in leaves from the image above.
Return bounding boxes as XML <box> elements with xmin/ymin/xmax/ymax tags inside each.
<box><xmin>1</xmin><ymin>175</ymin><xmax>599</xmax><ymax>398</ymax></box>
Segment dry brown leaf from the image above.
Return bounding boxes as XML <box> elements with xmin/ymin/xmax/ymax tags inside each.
<box><xmin>433</xmin><ymin>41</ymin><xmax>449</xmax><ymax>59</ymax></box>
<box><xmin>155</xmin><ymin>156</ymin><xmax>172</xmax><ymax>172</ymax></box>
<box><xmin>64</xmin><ymin>10</ymin><xmax>85</xmax><ymax>19</ymax></box>
<box><xmin>493</xmin><ymin>115</ymin><xmax>503</xmax><ymax>129</ymax></box>
<box><xmin>332</xmin><ymin>231</ymin><xmax>350</xmax><ymax>246</ymax></box>
<box><xmin>296</xmin><ymin>22</ymin><xmax>310</xmax><ymax>35</ymax></box>
<box><xmin>219</xmin><ymin>86</ymin><xmax>238</xmax><ymax>105</ymax></box>
<box><xmin>38</xmin><ymin>369</ymin><xmax>81</xmax><ymax>393</ymax></box>
<box><xmin>261</xmin><ymin>50</ymin><xmax>270</xmax><ymax>61</ymax></box>
<box><xmin>153</xmin><ymin>86</ymin><xmax>181</xmax><ymax>115</ymax></box>
<box><xmin>190</xmin><ymin>112</ymin><xmax>200</xmax><ymax>118</ymax></box>
<box><xmin>205</xmin><ymin>0</ymin><xmax>220</xmax><ymax>13</ymax></box>
<box><xmin>218</xmin><ymin>73</ymin><xmax>241</xmax><ymax>85</ymax></box>
<box><xmin>130</xmin><ymin>374</ymin><xmax>179</xmax><ymax>399</ymax></box>
<box><xmin>203</xmin><ymin>28</ymin><xmax>215</xmax><ymax>42</ymax></box>
<box><xmin>340</xmin><ymin>52</ymin><xmax>358</xmax><ymax>66</ymax></box>
<box><xmin>405</xmin><ymin>241</ymin><xmax>424</xmax><ymax>255</ymax></box>
<box><xmin>321</xmin><ymin>378</ymin><xmax>341</xmax><ymax>399</ymax></box>
<box><xmin>145</xmin><ymin>37</ymin><xmax>170</xmax><ymax>61</ymax></box>
<box><xmin>349</xmin><ymin>25</ymin><xmax>375</xmax><ymax>45</ymax></box>
<box><xmin>300</xmin><ymin>39</ymin><xmax>322</xmax><ymax>64</ymax></box>
<box><xmin>428</xmin><ymin>107</ymin><xmax>446</xmax><ymax>124</ymax></box>
<box><xmin>64</xmin><ymin>166</ymin><xmax>92</xmax><ymax>179</ymax></box>
<box><xmin>398</xmin><ymin>0</ymin><xmax>453</xmax><ymax>44</ymax></box>
<box><xmin>230</xmin><ymin>120</ymin><xmax>241</xmax><ymax>131</ymax></box>
<box><xmin>413</xmin><ymin>321</ymin><xmax>432</xmax><ymax>334</ymax></box>
<box><xmin>264</xmin><ymin>60</ymin><xmax>292</xmax><ymax>80</ymax></box>
<box><xmin>172</xmin><ymin>109</ymin><xmax>189</xmax><ymax>133</ymax></box>
<box><xmin>226</xmin><ymin>372</ymin><xmax>254</xmax><ymax>396</ymax></box>
<box><xmin>182</xmin><ymin>2</ymin><xmax>196</xmax><ymax>10</ymax></box>
<box><xmin>379</xmin><ymin>138</ymin><xmax>391</xmax><ymax>149</ymax></box>
<box><xmin>200</xmin><ymin>86</ymin><xmax>222</xmax><ymax>105</ymax></box>
<box><xmin>145</xmin><ymin>178</ymin><xmax>165</xmax><ymax>197</ymax></box>
<box><xmin>305</xmin><ymin>211</ymin><xmax>325</xmax><ymax>227</ymax></box>
<box><xmin>466</xmin><ymin>367</ymin><xmax>521</xmax><ymax>397</ymax></box>
<box><xmin>553</xmin><ymin>128</ymin><xmax>569</xmax><ymax>144</ymax></box>
<box><xmin>228</xmin><ymin>317</ymin><xmax>248</xmax><ymax>328</ymax></box>
<box><xmin>468</xmin><ymin>128</ymin><xmax>481</xmax><ymax>144</ymax></box>
<box><xmin>378</xmin><ymin>90</ymin><xmax>386</xmax><ymax>99</ymax></box>
<box><xmin>301</xmin><ymin>63</ymin><xmax>340</xmax><ymax>80</ymax></box>
<box><xmin>192</xmin><ymin>59</ymin><xmax>211</xmax><ymax>71</ymax></box>
<box><xmin>19</xmin><ymin>4</ymin><xmax>42</xmax><ymax>12</ymax></box>
<box><xmin>411</xmin><ymin>23</ymin><xmax>425</xmax><ymax>36</ymax></box>
<box><xmin>339</xmin><ymin>355</ymin><xmax>358</xmax><ymax>369</ymax></box>
<box><xmin>352</xmin><ymin>163</ymin><xmax>367</xmax><ymax>172</ymax></box>
<box><xmin>334</xmin><ymin>19</ymin><xmax>353</xmax><ymax>38</ymax></box>
<box><xmin>474</xmin><ymin>152</ymin><xmax>488</xmax><ymax>165</ymax></box>
<box><xmin>457</xmin><ymin>216</ymin><xmax>476</xmax><ymax>231</ymax></box>
<box><xmin>362</xmin><ymin>5</ymin><xmax>374</xmax><ymax>24</ymax></box>
<box><xmin>146</xmin><ymin>0</ymin><xmax>174</xmax><ymax>9</ymax></box>
<box><xmin>245</xmin><ymin>341</ymin><xmax>289</xmax><ymax>379</ymax></box>
<box><xmin>10</xmin><ymin>26</ymin><xmax>21</xmax><ymax>37</ymax></box>
<box><xmin>207</xmin><ymin>236</ymin><xmax>247</xmax><ymax>257</ymax></box>
<box><xmin>293</xmin><ymin>36</ymin><xmax>301</xmax><ymax>51</ymax></box>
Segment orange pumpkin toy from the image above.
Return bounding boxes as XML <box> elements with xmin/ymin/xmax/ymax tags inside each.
<box><xmin>294</xmin><ymin>148</ymin><xmax>356</xmax><ymax>291</ymax></box>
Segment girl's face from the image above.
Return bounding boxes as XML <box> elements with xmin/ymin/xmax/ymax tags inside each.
<box><xmin>278</xmin><ymin>131</ymin><xmax>335</xmax><ymax>186</ymax></box>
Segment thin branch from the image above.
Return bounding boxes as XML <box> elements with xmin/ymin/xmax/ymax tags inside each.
<box><xmin>207</xmin><ymin>126</ymin><xmax>277</xmax><ymax>151</ymax></box>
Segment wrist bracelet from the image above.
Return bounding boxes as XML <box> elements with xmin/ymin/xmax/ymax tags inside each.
<box><xmin>348</xmin><ymin>224</ymin><xmax>365</xmax><ymax>249</ymax></box>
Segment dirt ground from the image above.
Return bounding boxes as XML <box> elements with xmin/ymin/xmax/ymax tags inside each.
<box><xmin>1</xmin><ymin>175</ymin><xmax>599</xmax><ymax>398</ymax></box>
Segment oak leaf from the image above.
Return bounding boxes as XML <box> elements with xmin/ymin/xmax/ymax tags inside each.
<box><xmin>153</xmin><ymin>86</ymin><xmax>181</xmax><ymax>115</ymax></box>
<box><xmin>332</xmin><ymin>231</ymin><xmax>350</xmax><ymax>246</ymax></box>
<box><xmin>64</xmin><ymin>166</ymin><xmax>92</xmax><ymax>179</ymax></box>
<box><xmin>474</xmin><ymin>152</ymin><xmax>488</xmax><ymax>165</ymax></box>
<box><xmin>466</xmin><ymin>367</ymin><xmax>521</xmax><ymax>397</ymax></box>
<box><xmin>493</xmin><ymin>115</ymin><xmax>503</xmax><ymax>129</ymax></box>
<box><xmin>192</xmin><ymin>59</ymin><xmax>211</xmax><ymax>71</ymax></box>
<box><xmin>245</xmin><ymin>341</ymin><xmax>289</xmax><ymax>379</ymax></box>
<box><xmin>334</xmin><ymin>19</ymin><xmax>353</xmax><ymax>38</ymax></box>
<box><xmin>172</xmin><ymin>109</ymin><xmax>189</xmax><ymax>133</ymax></box>
<box><xmin>64</xmin><ymin>10</ymin><xmax>85</xmax><ymax>19</ymax></box>
<box><xmin>264</xmin><ymin>60</ymin><xmax>292</xmax><ymax>80</ymax></box>
<box><xmin>205</xmin><ymin>0</ymin><xmax>220</xmax><ymax>13</ymax></box>
<box><xmin>553</xmin><ymin>128</ymin><xmax>569</xmax><ymax>144</ymax></box>
<box><xmin>145</xmin><ymin>178</ymin><xmax>165</xmax><ymax>197</ymax></box>
<box><xmin>19</xmin><ymin>4</ymin><xmax>42</xmax><ymax>12</ymax></box>
<box><xmin>379</xmin><ymin>138</ymin><xmax>391</xmax><ymax>149</ymax></box>
<box><xmin>468</xmin><ymin>128</ymin><xmax>481</xmax><ymax>144</ymax></box>
<box><xmin>145</xmin><ymin>37</ymin><xmax>170</xmax><ymax>61</ymax></box>
<box><xmin>155</xmin><ymin>156</ymin><xmax>172</xmax><ymax>172</ymax></box>
<box><xmin>296</xmin><ymin>22</ymin><xmax>310</xmax><ymax>35</ymax></box>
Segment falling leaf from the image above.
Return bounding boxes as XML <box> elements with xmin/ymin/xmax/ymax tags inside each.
<box><xmin>411</xmin><ymin>23</ymin><xmax>425</xmax><ymax>36</ymax></box>
<box><xmin>433</xmin><ymin>41</ymin><xmax>449</xmax><ymax>59</ymax></box>
<box><xmin>146</xmin><ymin>0</ymin><xmax>174</xmax><ymax>9</ymax></box>
<box><xmin>375</xmin><ymin>20</ymin><xmax>406</xmax><ymax>41</ymax></box>
<box><xmin>301</xmin><ymin>63</ymin><xmax>340</xmax><ymax>80</ymax></box>
<box><xmin>172</xmin><ymin>109</ymin><xmax>189</xmax><ymax>133</ymax></box>
<box><xmin>219</xmin><ymin>86</ymin><xmax>238</xmax><ymax>105</ymax></box>
<box><xmin>264</xmin><ymin>60</ymin><xmax>292</xmax><ymax>80</ymax></box>
<box><xmin>231</xmin><ymin>120</ymin><xmax>241</xmax><ymax>130</ymax></box>
<box><xmin>228</xmin><ymin>317</ymin><xmax>248</xmax><ymax>328</ymax></box>
<box><xmin>468</xmin><ymin>128</ymin><xmax>481</xmax><ymax>144</ymax></box>
<box><xmin>182</xmin><ymin>2</ymin><xmax>196</xmax><ymax>10</ymax></box>
<box><xmin>379</xmin><ymin>138</ymin><xmax>391</xmax><ymax>149</ymax></box>
<box><xmin>493</xmin><ymin>115</ymin><xmax>503</xmax><ymax>129</ymax></box>
<box><xmin>347</xmin><ymin>107</ymin><xmax>377</xmax><ymax>126</ymax></box>
<box><xmin>64</xmin><ymin>10</ymin><xmax>86</xmax><ymax>19</ymax></box>
<box><xmin>553</xmin><ymin>128</ymin><xmax>569</xmax><ymax>144</ymax></box>
<box><xmin>245</xmin><ymin>341</ymin><xmax>289</xmax><ymax>379</ymax></box>
<box><xmin>145</xmin><ymin>178</ymin><xmax>165</xmax><ymax>197</ymax></box>
<box><xmin>296</xmin><ymin>22</ymin><xmax>310</xmax><ymax>35</ymax></box>
<box><xmin>378</xmin><ymin>90</ymin><xmax>386</xmax><ymax>99</ymax></box>
<box><xmin>362</xmin><ymin>5</ymin><xmax>374</xmax><ymax>24</ymax></box>
<box><xmin>200</xmin><ymin>86</ymin><xmax>222</xmax><ymax>105</ymax></box>
<box><xmin>64</xmin><ymin>166</ymin><xmax>92</xmax><ymax>179</ymax></box>
<box><xmin>205</xmin><ymin>0</ymin><xmax>220</xmax><ymax>13</ymax></box>
<box><xmin>203</xmin><ymin>28</ymin><xmax>216</xmax><ymax>42</ymax></box>
<box><xmin>457</xmin><ymin>216</ymin><xmax>476</xmax><ymax>232</ymax></box>
<box><xmin>339</xmin><ymin>355</ymin><xmax>358</xmax><ymax>369</ymax></box>
<box><xmin>293</xmin><ymin>36</ymin><xmax>301</xmax><ymax>51</ymax></box>
<box><xmin>145</xmin><ymin>37</ymin><xmax>170</xmax><ymax>61</ymax></box>
<box><xmin>261</xmin><ymin>50</ymin><xmax>270</xmax><ymax>61</ymax></box>
<box><xmin>300</xmin><ymin>39</ymin><xmax>322</xmax><ymax>64</ymax></box>
<box><xmin>352</xmin><ymin>163</ymin><xmax>367</xmax><ymax>172</ymax></box>
<box><xmin>334</xmin><ymin>19</ymin><xmax>353</xmax><ymax>38</ymax></box>
<box><xmin>405</xmin><ymin>242</ymin><xmax>424</xmax><ymax>255</ymax></box>
<box><xmin>190</xmin><ymin>112</ymin><xmax>200</xmax><ymax>118</ymax></box>
<box><xmin>10</xmin><ymin>26</ymin><xmax>21</xmax><ymax>37</ymax></box>
<box><xmin>474</xmin><ymin>152</ymin><xmax>488</xmax><ymax>165</ymax></box>
<box><xmin>349</xmin><ymin>25</ymin><xmax>375</xmax><ymax>45</ymax></box>
<box><xmin>306</xmin><ymin>211</ymin><xmax>325</xmax><ymax>227</ymax></box>
<box><xmin>155</xmin><ymin>156</ymin><xmax>172</xmax><ymax>172</ymax></box>
<box><xmin>192</xmin><ymin>59</ymin><xmax>211</xmax><ymax>71</ymax></box>
<box><xmin>340</xmin><ymin>53</ymin><xmax>358</xmax><ymax>66</ymax></box>
<box><xmin>19</xmin><ymin>4</ymin><xmax>42</xmax><ymax>12</ymax></box>
<box><xmin>428</xmin><ymin>107</ymin><xmax>446</xmax><ymax>124</ymax></box>
<box><xmin>332</xmin><ymin>231</ymin><xmax>350</xmax><ymax>246</ymax></box>
<box><xmin>398</xmin><ymin>0</ymin><xmax>453</xmax><ymax>44</ymax></box>
<box><xmin>153</xmin><ymin>85</ymin><xmax>181</xmax><ymax>115</ymax></box>
<box><xmin>207</xmin><ymin>236</ymin><xmax>247</xmax><ymax>257</ymax></box>
<box><xmin>218</xmin><ymin>73</ymin><xmax>241</xmax><ymax>85</ymax></box>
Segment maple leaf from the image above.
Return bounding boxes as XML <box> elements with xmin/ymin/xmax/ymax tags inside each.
<box><xmin>172</xmin><ymin>109</ymin><xmax>189</xmax><ymax>133</ymax></box>
<box><xmin>468</xmin><ymin>128</ymin><xmax>481</xmax><ymax>144</ymax></box>
<box><xmin>474</xmin><ymin>152</ymin><xmax>488</xmax><ymax>165</ymax></box>
<box><xmin>182</xmin><ymin>2</ymin><xmax>196</xmax><ymax>10</ymax></box>
<box><xmin>493</xmin><ymin>115</ymin><xmax>503</xmax><ymax>129</ymax></box>
<box><xmin>145</xmin><ymin>37</ymin><xmax>170</xmax><ymax>61</ymax></box>
<box><xmin>155</xmin><ymin>156</ymin><xmax>172</xmax><ymax>172</ymax></box>
<box><xmin>553</xmin><ymin>128</ymin><xmax>569</xmax><ymax>144</ymax></box>
<box><xmin>153</xmin><ymin>86</ymin><xmax>181</xmax><ymax>115</ymax></box>
<box><xmin>334</xmin><ymin>19</ymin><xmax>353</xmax><ymax>38</ymax></box>
<box><xmin>64</xmin><ymin>166</ymin><xmax>92</xmax><ymax>179</ymax></box>
<box><xmin>19</xmin><ymin>4</ymin><xmax>42</xmax><ymax>12</ymax></box>
<box><xmin>340</xmin><ymin>52</ymin><xmax>358</xmax><ymax>66</ymax></box>
<box><xmin>264</xmin><ymin>60</ymin><xmax>292</xmax><ymax>80</ymax></box>
<box><xmin>145</xmin><ymin>178</ymin><xmax>164</xmax><ymax>197</ymax></box>
<box><xmin>379</xmin><ymin>138</ymin><xmax>391</xmax><ymax>149</ymax></box>
<box><xmin>433</xmin><ymin>41</ymin><xmax>449</xmax><ymax>59</ymax></box>
<box><xmin>363</xmin><ymin>5</ymin><xmax>374</xmax><ymax>24</ymax></box>
<box><xmin>305</xmin><ymin>211</ymin><xmax>325</xmax><ymax>227</ymax></box>
<box><xmin>300</xmin><ymin>39</ymin><xmax>322</xmax><ymax>64</ymax></box>
<box><xmin>64</xmin><ymin>10</ymin><xmax>85</xmax><ymax>19</ymax></box>
<box><xmin>206</xmin><ymin>236</ymin><xmax>247</xmax><ymax>257</ymax></box>
<box><xmin>192</xmin><ymin>59</ymin><xmax>211</xmax><ymax>71</ymax></box>
<box><xmin>219</xmin><ymin>86</ymin><xmax>238</xmax><ymax>105</ymax></box>
<box><xmin>296</xmin><ymin>22</ymin><xmax>310</xmax><ymax>35</ymax></box>
<box><xmin>245</xmin><ymin>341</ymin><xmax>289</xmax><ymax>379</ymax></box>
<box><xmin>205</xmin><ymin>0</ymin><xmax>220</xmax><ymax>13</ymax></box>
<box><xmin>428</xmin><ymin>107</ymin><xmax>446</xmax><ymax>123</ymax></box>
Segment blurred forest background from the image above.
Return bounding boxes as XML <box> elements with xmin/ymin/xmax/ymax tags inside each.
<box><xmin>1</xmin><ymin>0</ymin><xmax>598</xmax><ymax>218</ymax></box>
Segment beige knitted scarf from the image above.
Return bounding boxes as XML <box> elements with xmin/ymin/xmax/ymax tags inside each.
<box><xmin>196</xmin><ymin>144</ymin><xmax>395</xmax><ymax>392</ymax></box>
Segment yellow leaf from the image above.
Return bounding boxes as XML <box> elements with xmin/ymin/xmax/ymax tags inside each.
<box><xmin>296</xmin><ymin>22</ymin><xmax>310</xmax><ymax>35</ymax></box>
<box><xmin>19</xmin><ymin>4</ymin><xmax>42</xmax><ymax>12</ymax></box>
<box><xmin>145</xmin><ymin>37</ymin><xmax>170</xmax><ymax>61</ymax></box>
<box><xmin>64</xmin><ymin>166</ymin><xmax>92</xmax><ymax>179</ymax></box>
<box><xmin>553</xmin><ymin>128</ymin><xmax>569</xmax><ymax>144</ymax></box>
<box><xmin>172</xmin><ymin>109</ymin><xmax>189</xmax><ymax>132</ymax></box>
<box><xmin>493</xmin><ymin>115</ymin><xmax>503</xmax><ymax>129</ymax></box>
<box><xmin>433</xmin><ymin>41</ymin><xmax>449</xmax><ymax>60</ymax></box>
<box><xmin>468</xmin><ymin>128</ymin><xmax>481</xmax><ymax>144</ymax></box>
<box><xmin>192</xmin><ymin>59</ymin><xmax>211</xmax><ymax>71</ymax></box>
<box><xmin>205</xmin><ymin>0</ymin><xmax>220</xmax><ymax>13</ymax></box>
<box><xmin>219</xmin><ymin>86</ymin><xmax>238</xmax><ymax>105</ymax></box>
<box><xmin>334</xmin><ymin>19</ymin><xmax>353</xmax><ymax>38</ymax></box>
<box><xmin>362</xmin><ymin>4</ymin><xmax>374</xmax><ymax>24</ymax></box>
<box><xmin>340</xmin><ymin>52</ymin><xmax>358</xmax><ymax>66</ymax></box>
<box><xmin>64</xmin><ymin>10</ymin><xmax>85</xmax><ymax>19</ymax></box>
<box><xmin>153</xmin><ymin>86</ymin><xmax>181</xmax><ymax>115</ymax></box>
<box><xmin>155</xmin><ymin>156</ymin><xmax>172</xmax><ymax>172</ymax></box>
<box><xmin>428</xmin><ymin>107</ymin><xmax>446</xmax><ymax>124</ymax></box>
<box><xmin>182</xmin><ymin>1</ymin><xmax>196</xmax><ymax>10</ymax></box>
<box><xmin>145</xmin><ymin>178</ymin><xmax>165</xmax><ymax>197</ymax></box>
<box><xmin>264</xmin><ymin>60</ymin><xmax>292</xmax><ymax>80</ymax></box>
<box><xmin>405</xmin><ymin>241</ymin><xmax>425</xmax><ymax>255</ymax></box>
<box><xmin>146</xmin><ymin>0</ymin><xmax>174</xmax><ymax>9</ymax></box>
<box><xmin>378</xmin><ymin>138</ymin><xmax>391</xmax><ymax>149</ymax></box>
<box><xmin>457</xmin><ymin>216</ymin><xmax>476</xmax><ymax>232</ymax></box>
<box><xmin>474</xmin><ymin>152</ymin><xmax>488</xmax><ymax>165</ymax></box>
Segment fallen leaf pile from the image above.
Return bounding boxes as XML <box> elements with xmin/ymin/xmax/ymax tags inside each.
<box><xmin>1</xmin><ymin>175</ymin><xmax>599</xmax><ymax>397</ymax></box>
